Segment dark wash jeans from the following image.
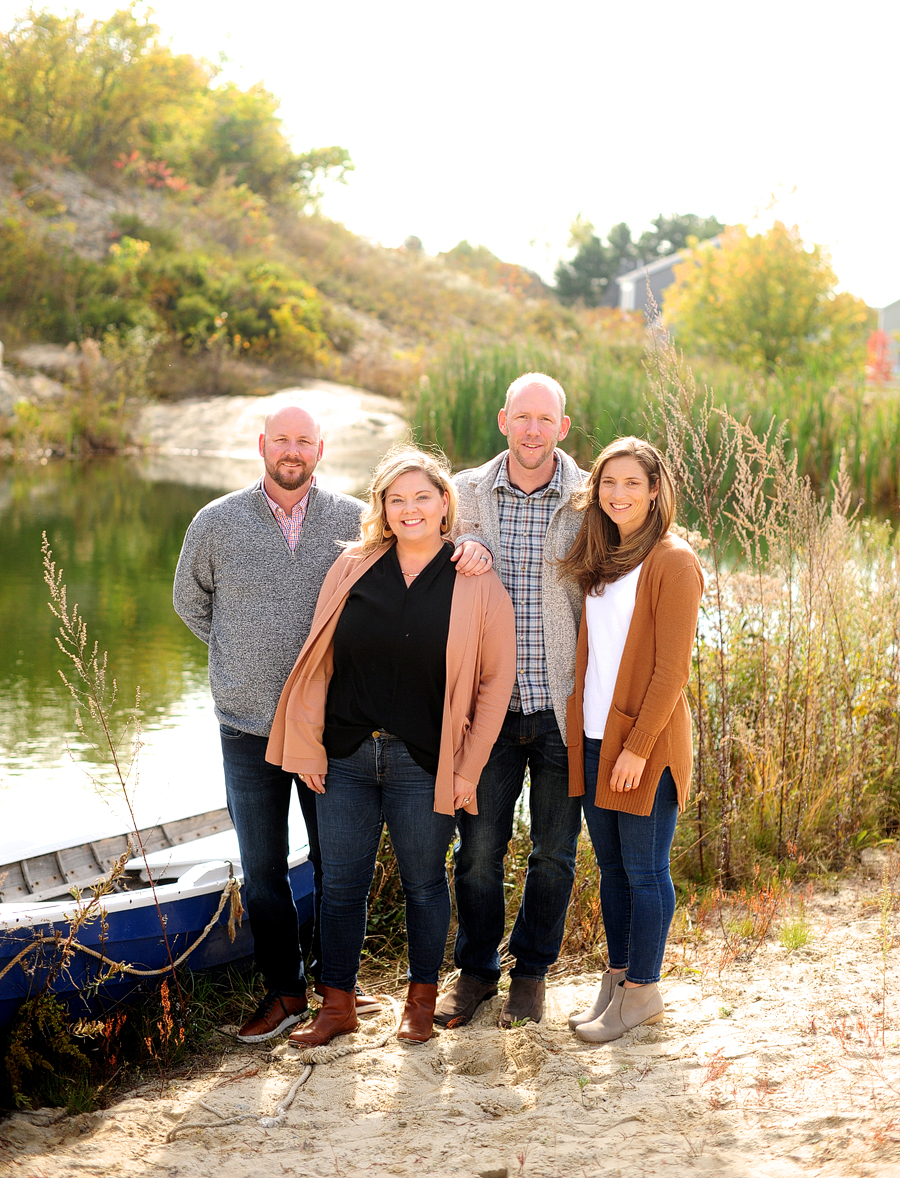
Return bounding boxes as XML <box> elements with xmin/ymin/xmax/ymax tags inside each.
<box><xmin>582</xmin><ymin>735</ymin><xmax>678</xmax><ymax>984</ymax></box>
<box><xmin>453</xmin><ymin>708</ymin><xmax>582</xmax><ymax>983</ymax></box>
<box><xmin>220</xmin><ymin>725</ymin><xmax>321</xmax><ymax>995</ymax></box>
<box><xmin>315</xmin><ymin>734</ymin><xmax>457</xmax><ymax>992</ymax></box>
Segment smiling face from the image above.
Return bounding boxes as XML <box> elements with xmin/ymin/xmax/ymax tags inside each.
<box><xmin>384</xmin><ymin>470</ymin><xmax>449</xmax><ymax>554</ymax></box>
<box><xmin>597</xmin><ymin>455</ymin><xmax>658</xmax><ymax>538</ymax></box>
<box><xmin>259</xmin><ymin>407</ymin><xmax>323</xmax><ymax>494</ymax></box>
<box><xmin>498</xmin><ymin>381</ymin><xmax>570</xmax><ymax>486</ymax></box>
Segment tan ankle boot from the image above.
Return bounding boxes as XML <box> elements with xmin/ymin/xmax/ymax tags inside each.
<box><xmin>567</xmin><ymin>969</ymin><xmax>623</xmax><ymax>1031</ymax></box>
<box><xmin>575</xmin><ymin>982</ymin><xmax>664</xmax><ymax>1044</ymax></box>
<box><xmin>397</xmin><ymin>982</ymin><xmax>438</xmax><ymax>1044</ymax></box>
<box><xmin>289</xmin><ymin>985</ymin><xmax>358</xmax><ymax>1047</ymax></box>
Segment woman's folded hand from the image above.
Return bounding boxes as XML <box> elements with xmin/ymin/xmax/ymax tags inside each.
<box><xmin>609</xmin><ymin>749</ymin><xmax>647</xmax><ymax>793</ymax></box>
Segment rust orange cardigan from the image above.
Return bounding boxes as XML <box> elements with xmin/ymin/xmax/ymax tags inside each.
<box><xmin>566</xmin><ymin>533</ymin><xmax>704</xmax><ymax>816</ymax></box>
<box><xmin>266</xmin><ymin>543</ymin><xmax>516</xmax><ymax>816</ymax></box>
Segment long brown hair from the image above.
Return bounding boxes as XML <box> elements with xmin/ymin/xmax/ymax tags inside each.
<box><xmin>559</xmin><ymin>436</ymin><xmax>676</xmax><ymax>594</ymax></box>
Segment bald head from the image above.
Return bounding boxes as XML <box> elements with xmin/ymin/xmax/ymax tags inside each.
<box><xmin>263</xmin><ymin>404</ymin><xmax>322</xmax><ymax>441</ymax></box>
<box><xmin>259</xmin><ymin>404</ymin><xmax>324</xmax><ymax>502</ymax></box>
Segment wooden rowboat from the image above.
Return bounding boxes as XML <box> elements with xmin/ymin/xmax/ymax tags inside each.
<box><xmin>0</xmin><ymin>810</ymin><xmax>313</xmax><ymax>1029</ymax></box>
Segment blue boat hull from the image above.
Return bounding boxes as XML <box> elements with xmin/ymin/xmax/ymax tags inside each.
<box><xmin>0</xmin><ymin>859</ymin><xmax>314</xmax><ymax>1030</ymax></box>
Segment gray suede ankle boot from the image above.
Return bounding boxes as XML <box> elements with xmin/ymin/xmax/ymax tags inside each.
<box><xmin>567</xmin><ymin>970</ymin><xmax>624</xmax><ymax>1031</ymax></box>
<box><xmin>575</xmin><ymin>981</ymin><xmax>664</xmax><ymax>1044</ymax></box>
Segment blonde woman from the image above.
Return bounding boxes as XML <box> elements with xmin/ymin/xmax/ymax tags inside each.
<box><xmin>266</xmin><ymin>447</ymin><xmax>515</xmax><ymax>1046</ymax></box>
<box><xmin>560</xmin><ymin>437</ymin><xmax>703</xmax><ymax>1043</ymax></box>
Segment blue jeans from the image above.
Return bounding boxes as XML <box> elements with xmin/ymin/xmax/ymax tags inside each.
<box><xmin>453</xmin><ymin>708</ymin><xmax>582</xmax><ymax>982</ymax></box>
<box><xmin>220</xmin><ymin>725</ymin><xmax>321</xmax><ymax>995</ymax></box>
<box><xmin>582</xmin><ymin>736</ymin><xmax>678</xmax><ymax>984</ymax></box>
<box><xmin>315</xmin><ymin>734</ymin><xmax>457</xmax><ymax>991</ymax></box>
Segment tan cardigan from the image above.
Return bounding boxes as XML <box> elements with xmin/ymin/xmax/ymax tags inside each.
<box><xmin>266</xmin><ymin>543</ymin><xmax>516</xmax><ymax>816</ymax></box>
<box><xmin>567</xmin><ymin>533</ymin><xmax>704</xmax><ymax>816</ymax></box>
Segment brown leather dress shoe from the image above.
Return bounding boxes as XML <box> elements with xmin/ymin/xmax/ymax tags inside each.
<box><xmin>237</xmin><ymin>991</ymin><xmax>310</xmax><ymax>1043</ymax></box>
<box><xmin>397</xmin><ymin>982</ymin><xmax>438</xmax><ymax>1044</ymax></box>
<box><xmin>289</xmin><ymin>985</ymin><xmax>358</xmax><ymax>1048</ymax></box>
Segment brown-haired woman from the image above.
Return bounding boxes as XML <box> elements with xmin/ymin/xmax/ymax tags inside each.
<box><xmin>266</xmin><ymin>446</ymin><xmax>515</xmax><ymax>1046</ymax></box>
<box><xmin>559</xmin><ymin>436</ymin><xmax>703</xmax><ymax>1042</ymax></box>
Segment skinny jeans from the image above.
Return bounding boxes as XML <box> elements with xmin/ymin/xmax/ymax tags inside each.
<box><xmin>582</xmin><ymin>736</ymin><xmax>678</xmax><ymax>984</ymax></box>
<box><xmin>315</xmin><ymin>733</ymin><xmax>457</xmax><ymax>992</ymax></box>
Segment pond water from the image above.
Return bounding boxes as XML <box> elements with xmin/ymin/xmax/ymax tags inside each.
<box><xmin>0</xmin><ymin>456</ymin><xmax>294</xmax><ymax>863</ymax></box>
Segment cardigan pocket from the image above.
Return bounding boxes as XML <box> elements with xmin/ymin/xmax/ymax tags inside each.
<box><xmin>599</xmin><ymin>705</ymin><xmax>638</xmax><ymax>765</ymax></box>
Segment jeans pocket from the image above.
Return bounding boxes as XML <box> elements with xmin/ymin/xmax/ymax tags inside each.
<box><xmin>219</xmin><ymin>723</ymin><xmax>244</xmax><ymax>740</ymax></box>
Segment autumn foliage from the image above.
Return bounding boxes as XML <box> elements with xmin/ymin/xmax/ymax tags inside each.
<box><xmin>663</xmin><ymin>222</ymin><xmax>870</xmax><ymax>373</ymax></box>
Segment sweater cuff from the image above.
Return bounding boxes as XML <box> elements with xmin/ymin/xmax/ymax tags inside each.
<box><xmin>623</xmin><ymin>728</ymin><xmax>656</xmax><ymax>759</ymax></box>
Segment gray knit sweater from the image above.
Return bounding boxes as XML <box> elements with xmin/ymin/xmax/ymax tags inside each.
<box><xmin>173</xmin><ymin>478</ymin><xmax>364</xmax><ymax>737</ymax></box>
<box><xmin>453</xmin><ymin>449</ymin><xmax>587</xmax><ymax>743</ymax></box>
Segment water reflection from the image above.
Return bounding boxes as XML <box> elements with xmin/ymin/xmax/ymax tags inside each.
<box><xmin>0</xmin><ymin>457</ymin><xmax>258</xmax><ymax>861</ymax></box>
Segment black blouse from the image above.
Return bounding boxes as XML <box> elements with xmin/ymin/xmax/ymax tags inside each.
<box><xmin>323</xmin><ymin>543</ymin><xmax>456</xmax><ymax>775</ymax></box>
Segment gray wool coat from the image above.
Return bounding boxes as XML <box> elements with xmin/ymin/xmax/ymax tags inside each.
<box><xmin>173</xmin><ymin>478</ymin><xmax>363</xmax><ymax>737</ymax></box>
<box><xmin>453</xmin><ymin>449</ymin><xmax>587</xmax><ymax>743</ymax></box>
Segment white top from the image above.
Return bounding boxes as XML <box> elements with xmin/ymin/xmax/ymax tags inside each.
<box><xmin>583</xmin><ymin>562</ymin><xmax>643</xmax><ymax>739</ymax></box>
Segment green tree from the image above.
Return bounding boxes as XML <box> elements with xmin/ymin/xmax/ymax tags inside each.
<box><xmin>555</xmin><ymin>212</ymin><xmax>723</xmax><ymax>307</ymax></box>
<box><xmin>663</xmin><ymin>222</ymin><xmax>871</xmax><ymax>373</ymax></box>
<box><xmin>0</xmin><ymin>6</ymin><xmax>210</xmax><ymax>172</ymax></box>
<box><xmin>635</xmin><ymin>212</ymin><xmax>724</xmax><ymax>258</ymax></box>
<box><xmin>554</xmin><ymin>218</ymin><xmax>637</xmax><ymax>306</ymax></box>
<box><xmin>0</xmin><ymin>6</ymin><xmax>351</xmax><ymax>205</ymax></box>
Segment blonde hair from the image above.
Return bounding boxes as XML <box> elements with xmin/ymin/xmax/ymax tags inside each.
<box><xmin>351</xmin><ymin>445</ymin><xmax>458</xmax><ymax>556</ymax></box>
<box><xmin>559</xmin><ymin>436</ymin><xmax>676</xmax><ymax>594</ymax></box>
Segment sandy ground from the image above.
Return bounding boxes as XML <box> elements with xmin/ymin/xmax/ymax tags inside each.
<box><xmin>136</xmin><ymin>380</ymin><xmax>408</xmax><ymax>496</ymax></box>
<box><xmin>3</xmin><ymin>868</ymin><xmax>899</xmax><ymax>1178</ymax></box>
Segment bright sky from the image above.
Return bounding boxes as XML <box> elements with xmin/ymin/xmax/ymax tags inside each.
<box><xmin>3</xmin><ymin>0</ymin><xmax>898</xmax><ymax>307</ymax></box>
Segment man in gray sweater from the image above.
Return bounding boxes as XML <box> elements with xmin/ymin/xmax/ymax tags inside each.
<box><xmin>174</xmin><ymin>405</ymin><xmax>369</xmax><ymax>1041</ymax></box>
<box><xmin>436</xmin><ymin>373</ymin><xmax>586</xmax><ymax>1029</ymax></box>
<box><xmin>175</xmin><ymin>405</ymin><xmax>492</xmax><ymax>1042</ymax></box>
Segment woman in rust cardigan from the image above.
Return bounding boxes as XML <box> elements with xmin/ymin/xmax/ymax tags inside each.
<box><xmin>266</xmin><ymin>447</ymin><xmax>515</xmax><ymax>1047</ymax></box>
<box><xmin>559</xmin><ymin>436</ymin><xmax>703</xmax><ymax>1043</ymax></box>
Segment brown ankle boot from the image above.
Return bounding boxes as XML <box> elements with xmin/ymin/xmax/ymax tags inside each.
<box><xmin>288</xmin><ymin>985</ymin><xmax>358</xmax><ymax>1048</ymax></box>
<box><xmin>397</xmin><ymin>982</ymin><xmax>438</xmax><ymax>1044</ymax></box>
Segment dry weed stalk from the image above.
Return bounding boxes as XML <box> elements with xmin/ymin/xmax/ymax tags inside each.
<box><xmin>40</xmin><ymin>533</ymin><xmax>186</xmax><ymax>1014</ymax></box>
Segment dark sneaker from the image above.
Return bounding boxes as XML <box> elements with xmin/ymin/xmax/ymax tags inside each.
<box><xmin>433</xmin><ymin>975</ymin><xmax>498</xmax><ymax>1028</ymax></box>
<box><xmin>314</xmin><ymin>983</ymin><xmax>383</xmax><ymax>1015</ymax></box>
<box><xmin>499</xmin><ymin>976</ymin><xmax>545</xmax><ymax>1028</ymax></box>
<box><xmin>237</xmin><ymin>991</ymin><xmax>310</xmax><ymax>1043</ymax></box>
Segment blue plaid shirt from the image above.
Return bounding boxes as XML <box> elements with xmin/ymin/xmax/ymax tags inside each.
<box><xmin>494</xmin><ymin>455</ymin><xmax>563</xmax><ymax>714</ymax></box>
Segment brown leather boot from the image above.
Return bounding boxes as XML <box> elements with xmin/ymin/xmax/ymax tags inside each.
<box><xmin>397</xmin><ymin>982</ymin><xmax>438</xmax><ymax>1044</ymax></box>
<box><xmin>288</xmin><ymin>985</ymin><xmax>358</xmax><ymax>1048</ymax></box>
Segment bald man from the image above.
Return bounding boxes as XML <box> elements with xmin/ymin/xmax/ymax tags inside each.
<box><xmin>174</xmin><ymin>406</ymin><xmax>369</xmax><ymax>1042</ymax></box>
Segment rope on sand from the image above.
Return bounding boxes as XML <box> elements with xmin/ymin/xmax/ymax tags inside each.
<box><xmin>165</xmin><ymin>995</ymin><xmax>401</xmax><ymax>1141</ymax></box>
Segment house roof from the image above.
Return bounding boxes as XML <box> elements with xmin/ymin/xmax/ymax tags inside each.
<box><xmin>615</xmin><ymin>235</ymin><xmax>723</xmax><ymax>288</ymax></box>
<box><xmin>615</xmin><ymin>252</ymin><xmax>683</xmax><ymax>287</ymax></box>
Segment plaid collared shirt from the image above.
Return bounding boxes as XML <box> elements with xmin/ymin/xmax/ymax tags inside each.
<box><xmin>494</xmin><ymin>455</ymin><xmax>562</xmax><ymax>714</ymax></box>
<box><xmin>261</xmin><ymin>476</ymin><xmax>315</xmax><ymax>551</ymax></box>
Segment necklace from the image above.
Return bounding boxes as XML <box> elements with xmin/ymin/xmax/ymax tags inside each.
<box><xmin>401</xmin><ymin>570</ymin><xmax>419</xmax><ymax>579</ymax></box>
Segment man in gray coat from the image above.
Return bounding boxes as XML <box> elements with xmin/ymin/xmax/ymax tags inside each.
<box><xmin>436</xmin><ymin>373</ymin><xmax>586</xmax><ymax>1028</ymax></box>
<box><xmin>174</xmin><ymin>405</ymin><xmax>369</xmax><ymax>1042</ymax></box>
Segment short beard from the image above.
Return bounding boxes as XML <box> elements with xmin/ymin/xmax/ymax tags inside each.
<box><xmin>266</xmin><ymin>459</ymin><xmax>311</xmax><ymax>491</ymax></box>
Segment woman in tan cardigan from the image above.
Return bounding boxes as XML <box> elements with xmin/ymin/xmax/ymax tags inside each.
<box><xmin>559</xmin><ymin>437</ymin><xmax>703</xmax><ymax>1043</ymax></box>
<box><xmin>266</xmin><ymin>447</ymin><xmax>515</xmax><ymax>1048</ymax></box>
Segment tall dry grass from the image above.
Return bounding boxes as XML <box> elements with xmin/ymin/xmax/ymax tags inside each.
<box><xmin>647</xmin><ymin>333</ymin><xmax>900</xmax><ymax>884</ymax></box>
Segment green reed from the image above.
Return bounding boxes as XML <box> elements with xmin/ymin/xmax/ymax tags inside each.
<box><xmin>410</xmin><ymin>337</ymin><xmax>900</xmax><ymax>505</ymax></box>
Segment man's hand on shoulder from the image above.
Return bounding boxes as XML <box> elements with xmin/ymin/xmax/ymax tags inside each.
<box><xmin>452</xmin><ymin>540</ymin><xmax>494</xmax><ymax>577</ymax></box>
